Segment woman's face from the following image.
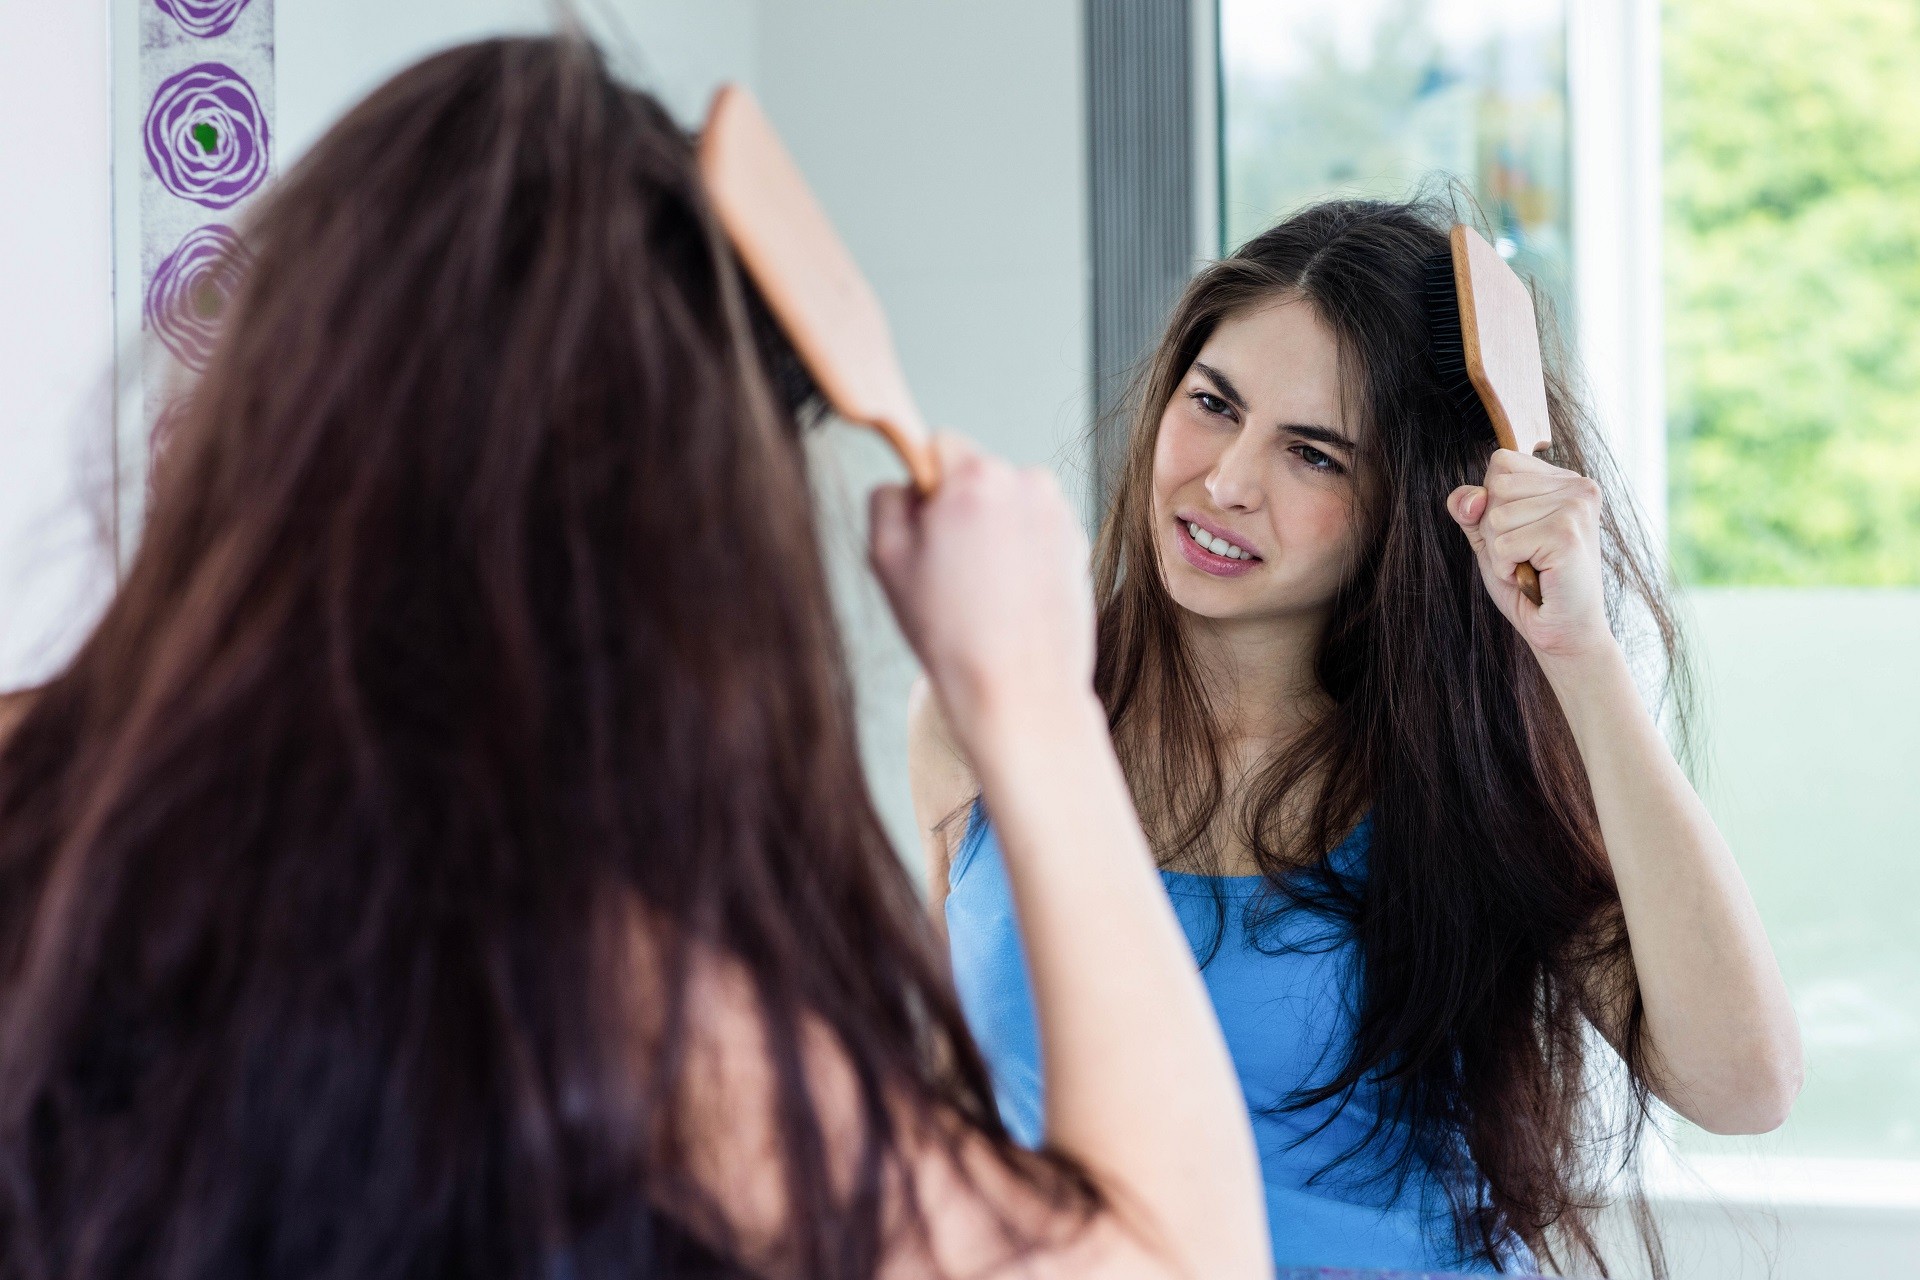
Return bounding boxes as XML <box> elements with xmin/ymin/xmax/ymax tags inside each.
<box><xmin>1150</xmin><ymin>298</ymin><xmax>1366</xmax><ymax>627</ymax></box>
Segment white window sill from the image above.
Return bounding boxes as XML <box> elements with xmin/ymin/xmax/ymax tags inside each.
<box><xmin>1646</xmin><ymin>1154</ymin><xmax>1920</xmax><ymax>1212</ymax></box>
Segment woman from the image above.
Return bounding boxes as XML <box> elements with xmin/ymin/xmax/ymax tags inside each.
<box><xmin>917</xmin><ymin>200</ymin><xmax>1803</xmax><ymax>1275</ymax></box>
<box><xmin>0</xmin><ymin>37</ymin><xmax>1271</xmax><ymax>1280</ymax></box>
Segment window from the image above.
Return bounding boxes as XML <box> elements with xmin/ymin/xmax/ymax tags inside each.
<box><xmin>1663</xmin><ymin>0</ymin><xmax>1920</xmax><ymax>1164</ymax></box>
<box><xmin>1222</xmin><ymin>0</ymin><xmax>1920</xmax><ymax>1168</ymax></box>
<box><xmin>1221</xmin><ymin>0</ymin><xmax>1573</xmax><ymax>318</ymax></box>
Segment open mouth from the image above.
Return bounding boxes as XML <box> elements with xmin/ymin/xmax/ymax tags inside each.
<box><xmin>1174</xmin><ymin>514</ymin><xmax>1261</xmax><ymax>575</ymax></box>
<box><xmin>1182</xmin><ymin>519</ymin><xmax>1258</xmax><ymax>561</ymax></box>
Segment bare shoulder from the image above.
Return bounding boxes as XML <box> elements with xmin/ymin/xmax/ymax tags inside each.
<box><xmin>906</xmin><ymin>677</ymin><xmax>978</xmax><ymax>916</ymax></box>
<box><xmin>907</xmin><ymin>676</ymin><xmax>974</xmax><ymax>816</ymax></box>
<box><xmin>669</xmin><ymin>938</ymin><xmax>1173</xmax><ymax>1280</ymax></box>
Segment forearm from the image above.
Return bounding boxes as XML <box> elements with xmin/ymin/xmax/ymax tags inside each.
<box><xmin>1543</xmin><ymin>645</ymin><xmax>1802</xmax><ymax>1132</ymax></box>
<box><xmin>966</xmin><ymin>690</ymin><xmax>1270</xmax><ymax>1279</ymax></box>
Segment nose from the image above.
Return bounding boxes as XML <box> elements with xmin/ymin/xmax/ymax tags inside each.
<box><xmin>1205</xmin><ymin>429</ymin><xmax>1265</xmax><ymax>513</ymax></box>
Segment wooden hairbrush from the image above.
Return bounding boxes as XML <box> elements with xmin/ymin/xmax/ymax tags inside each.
<box><xmin>1425</xmin><ymin>224</ymin><xmax>1552</xmax><ymax>606</ymax></box>
<box><xmin>697</xmin><ymin>85</ymin><xmax>939</xmax><ymax>494</ymax></box>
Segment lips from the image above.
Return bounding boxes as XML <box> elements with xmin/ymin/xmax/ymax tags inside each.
<box><xmin>1181</xmin><ymin>516</ymin><xmax>1256</xmax><ymax>560</ymax></box>
<box><xmin>1173</xmin><ymin>514</ymin><xmax>1261</xmax><ymax>578</ymax></box>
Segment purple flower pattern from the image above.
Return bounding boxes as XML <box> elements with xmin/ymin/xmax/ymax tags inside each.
<box><xmin>144</xmin><ymin>62</ymin><xmax>270</xmax><ymax>209</ymax></box>
<box><xmin>152</xmin><ymin>0</ymin><xmax>254</xmax><ymax>39</ymax></box>
<box><xmin>144</xmin><ymin>223</ymin><xmax>250</xmax><ymax>371</ymax></box>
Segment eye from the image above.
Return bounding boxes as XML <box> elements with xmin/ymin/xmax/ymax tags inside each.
<box><xmin>1189</xmin><ymin>390</ymin><xmax>1234</xmax><ymax>419</ymax></box>
<box><xmin>1292</xmin><ymin>444</ymin><xmax>1344</xmax><ymax>474</ymax></box>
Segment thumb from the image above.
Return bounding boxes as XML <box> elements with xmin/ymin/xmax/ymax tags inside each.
<box><xmin>1447</xmin><ymin>486</ymin><xmax>1500</xmax><ymax>580</ymax></box>
<box><xmin>1447</xmin><ymin>485</ymin><xmax>1487</xmax><ymax>543</ymax></box>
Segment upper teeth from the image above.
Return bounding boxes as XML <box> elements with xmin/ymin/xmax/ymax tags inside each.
<box><xmin>1189</xmin><ymin>521</ymin><xmax>1252</xmax><ymax>560</ymax></box>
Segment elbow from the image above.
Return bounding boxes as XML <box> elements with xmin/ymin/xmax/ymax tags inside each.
<box><xmin>1688</xmin><ymin>1034</ymin><xmax>1805</xmax><ymax>1136</ymax></box>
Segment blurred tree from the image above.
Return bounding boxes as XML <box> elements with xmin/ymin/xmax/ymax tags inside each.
<box><xmin>1665</xmin><ymin>0</ymin><xmax>1920</xmax><ymax>583</ymax></box>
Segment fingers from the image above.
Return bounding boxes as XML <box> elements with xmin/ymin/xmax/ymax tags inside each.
<box><xmin>870</xmin><ymin>435</ymin><xmax>1098</xmax><ymax>726</ymax></box>
<box><xmin>1486</xmin><ymin>506</ymin><xmax>1590</xmax><ymax>572</ymax></box>
<box><xmin>930</xmin><ymin>431</ymin><xmax>1020</xmax><ymax>518</ymax></box>
<box><xmin>1448</xmin><ymin>480</ymin><xmax>1539</xmax><ymax>597</ymax></box>
<box><xmin>1455</xmin><ymin>454</ymin><xmax>1610</xmax><ymax>632</ymax></box>
<box><xmin>1483</xmin><ymin>446</ymin><xmax>1562</xmax><ymax>479</ymax></box>
<box><xmin>931</xmin><ymin>431</ymin><xmax>985</xmax><ymax>484</ymax></box>
<box><xmin>1480</xmin><ymin>490</ymin><xmax>1579</xmax><ymax>535</ymax></box>
<box><xmin>1476</xmin><ymin>462</ymin><xmax>1600</xmax><ymax>572</ymax></box>
<box><xmin>1482</xmin><ymin>450</ymin><xmax>1597</xmax><ymax>499</ymax></box>
<box><xmin>873</xmin><ymin>435</ymin><xmax>1069</xmax><ymax>586</ymax></box>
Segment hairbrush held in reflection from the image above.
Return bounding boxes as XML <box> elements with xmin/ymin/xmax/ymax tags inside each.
<box><xmin>1424</xmin><ymin>224</ymin><xmax>1552</xmax><ymax>605</ymax></box>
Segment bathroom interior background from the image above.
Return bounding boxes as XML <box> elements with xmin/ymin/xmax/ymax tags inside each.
<box><xmin>4</xmin><ymin>2</ymin><xmax>1916</xmax><ymax>1276</ymax></box>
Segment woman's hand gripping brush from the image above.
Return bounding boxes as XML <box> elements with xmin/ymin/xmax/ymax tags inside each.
<box><xmin>871</xmin><ymin>436</ymin><xmax>1272</xmax><ymax>1280</ymax></box>
<box><xmin>1449</xmin><ymin>449</ymin><xmax>1803</xmax><ymax>1135</ymax></box>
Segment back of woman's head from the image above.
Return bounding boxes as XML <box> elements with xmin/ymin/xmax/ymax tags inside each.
<box><xmin>0</xmin><ymin>36</ymin><xmax>1017</xmax><ymax>1278</ymax></box>
<box><xmin>1097</xmin><ymin>198</ymin><xmax>1678</xmax><ymax>1273</ymax></box>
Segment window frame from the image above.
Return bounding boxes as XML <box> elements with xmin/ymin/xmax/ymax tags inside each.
<box><xmin>1207</xmin><ymin>0</ymin><xmax>1920</xmax><ymax>1234</ymax></box>
<box><xmin>1569</xmin><ymin>0</ymin><xmax>1666</xmax><ymax>540</ymax></box>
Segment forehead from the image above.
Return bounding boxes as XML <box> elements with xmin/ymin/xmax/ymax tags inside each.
<box><xmin>1192</xmin><ymin>298</ymin><xmax>1349</xmax><ymax>434</ymax></box>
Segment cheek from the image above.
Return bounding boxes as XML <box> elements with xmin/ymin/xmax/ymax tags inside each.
<box><xmin>1276</xmin><ymin>484</ymin><xmax>1363</xmax><ymax>575</ymax></box>
<box><xmin>1151</xmin><ymin>410</ymin><xmax>1218</xmax><ymax>505</ymax></box>
<box><xmin>1305</xmin><ymin>492</ymin><xmax>1355</xmax><ymax>544</ymax></box>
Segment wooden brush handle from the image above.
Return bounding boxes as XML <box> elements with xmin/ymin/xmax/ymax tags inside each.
<box><xmin>1450</xmin><ymin>226</ymin><xmax>1546</xmax><ymax>609</ymax></box>
<box><xmin>900</xmin><ymin>433</ymin><xmax>940</xmax><ymax>496</ymax></box>
<box><xmin>1516</xmin><ymin>561</ymin><xmax>1542</xmax><ymax>607</ymax></box>
<box><xmin>868</xmin><ymin>415</ymin><xmax>939</xmax><ymax>495</ymax></box>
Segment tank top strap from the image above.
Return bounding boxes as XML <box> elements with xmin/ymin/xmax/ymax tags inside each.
<box><xmin>947</xmin><ymin>796</ymin><xmax>991</xmax><ymax>889</ymax></box>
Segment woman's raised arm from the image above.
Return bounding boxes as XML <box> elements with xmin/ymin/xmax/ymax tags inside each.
<box><xmin>871</xmin><ymin>435</ymin><xmax>1271</xmax><ymax>1279</ymax></box>
<box><xmin>1450</xmin><ymin>449</ymin><xmax>1803</xmax><ymax>1136</ymax></box>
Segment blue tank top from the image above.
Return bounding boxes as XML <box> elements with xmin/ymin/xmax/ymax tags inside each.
<box><xmin>944</xmin><ymin>805</ymin><xmax>1532</xmax><ymax>1274</ymax></box>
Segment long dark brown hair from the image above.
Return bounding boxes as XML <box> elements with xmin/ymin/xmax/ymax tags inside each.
<box><xmin>0</xmin><ymin>37</ymin><xmax>1077</xmax><ymax>1279</ymax></box>
<box><xmin>1095</xmin><ymin>199</ymin><xmax>1681</xmax><ymax>1275</ymax></box>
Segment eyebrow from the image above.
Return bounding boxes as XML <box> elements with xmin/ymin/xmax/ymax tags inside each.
<box><xmin>1192</xmin><ymin>362</ymin><xmax>1249</xmax><ymax>412</ymax></box>
<box><xmin>1285</xmin><ymin>423</ymin><xmax>1358</xmax><ymax>454</ymax></box>
<box><xmin>1191</xmin><ymin>361</ymin><xmax>1356</xmax><ymax>453</ymax></box>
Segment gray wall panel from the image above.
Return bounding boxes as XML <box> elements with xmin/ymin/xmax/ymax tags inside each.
<box><xmin>1088</xmin><ymin>0</ymin><xmax>1197</xmax><ymax>504</ymax></box>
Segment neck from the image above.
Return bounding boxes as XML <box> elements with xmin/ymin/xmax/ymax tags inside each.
<box><xmin>1180</xmin><ymin>606</ymin><xmax>1328</xmax><ymax>748</ymax></box>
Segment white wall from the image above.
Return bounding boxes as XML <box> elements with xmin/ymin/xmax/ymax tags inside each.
<box><xmin>0</xmin><ymin>4</ymin><xmax>117</xmax><ymax>688</ymax></box>
<box><xmin>756</xmin><ymin>0</ymin><xmax>1090</xmax><ymax>869</ymax></box>
<box><xmin>277</xmin><ymin>0</ymin><xmax>757</xmax><ymax>155</ymax></box>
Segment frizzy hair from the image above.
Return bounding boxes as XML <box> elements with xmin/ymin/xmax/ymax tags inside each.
<box><xmin>1093</xmin><ymin>199</ymin><xmax>1681</xmax><ymax>1275</ymax></box>
<box><xmin>0</xmin><ymin>36</ymin><xmax>1087</xmax><ymax>1279</ymax></box>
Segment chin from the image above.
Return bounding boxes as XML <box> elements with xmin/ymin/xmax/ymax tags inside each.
<box><xmin>1157</xmin><ymin>550</ymin><xmax>1263</xmax><ymax>619</ymax></box>
<box><xmin>1172</xmin><ymin>590</ymin><xmax>1278</xmax><ymax>623</ymax></box>
<box><xmin>1158</xmin><ymin>543</ymin><xmax>1332</xmax><ymax>625</ymax></box>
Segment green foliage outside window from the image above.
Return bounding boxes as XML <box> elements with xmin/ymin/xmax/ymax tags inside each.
<box><xmin>1665</xmin><ymin>0</ymin><xmax>1920</xmax><ymax>583</ymax></box>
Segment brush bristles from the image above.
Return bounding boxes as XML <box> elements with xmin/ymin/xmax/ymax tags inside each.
<box><xmin>1423</xmin><ymin>249</ymin><xmax>1495</xmax><ymax>436</ymax></box>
